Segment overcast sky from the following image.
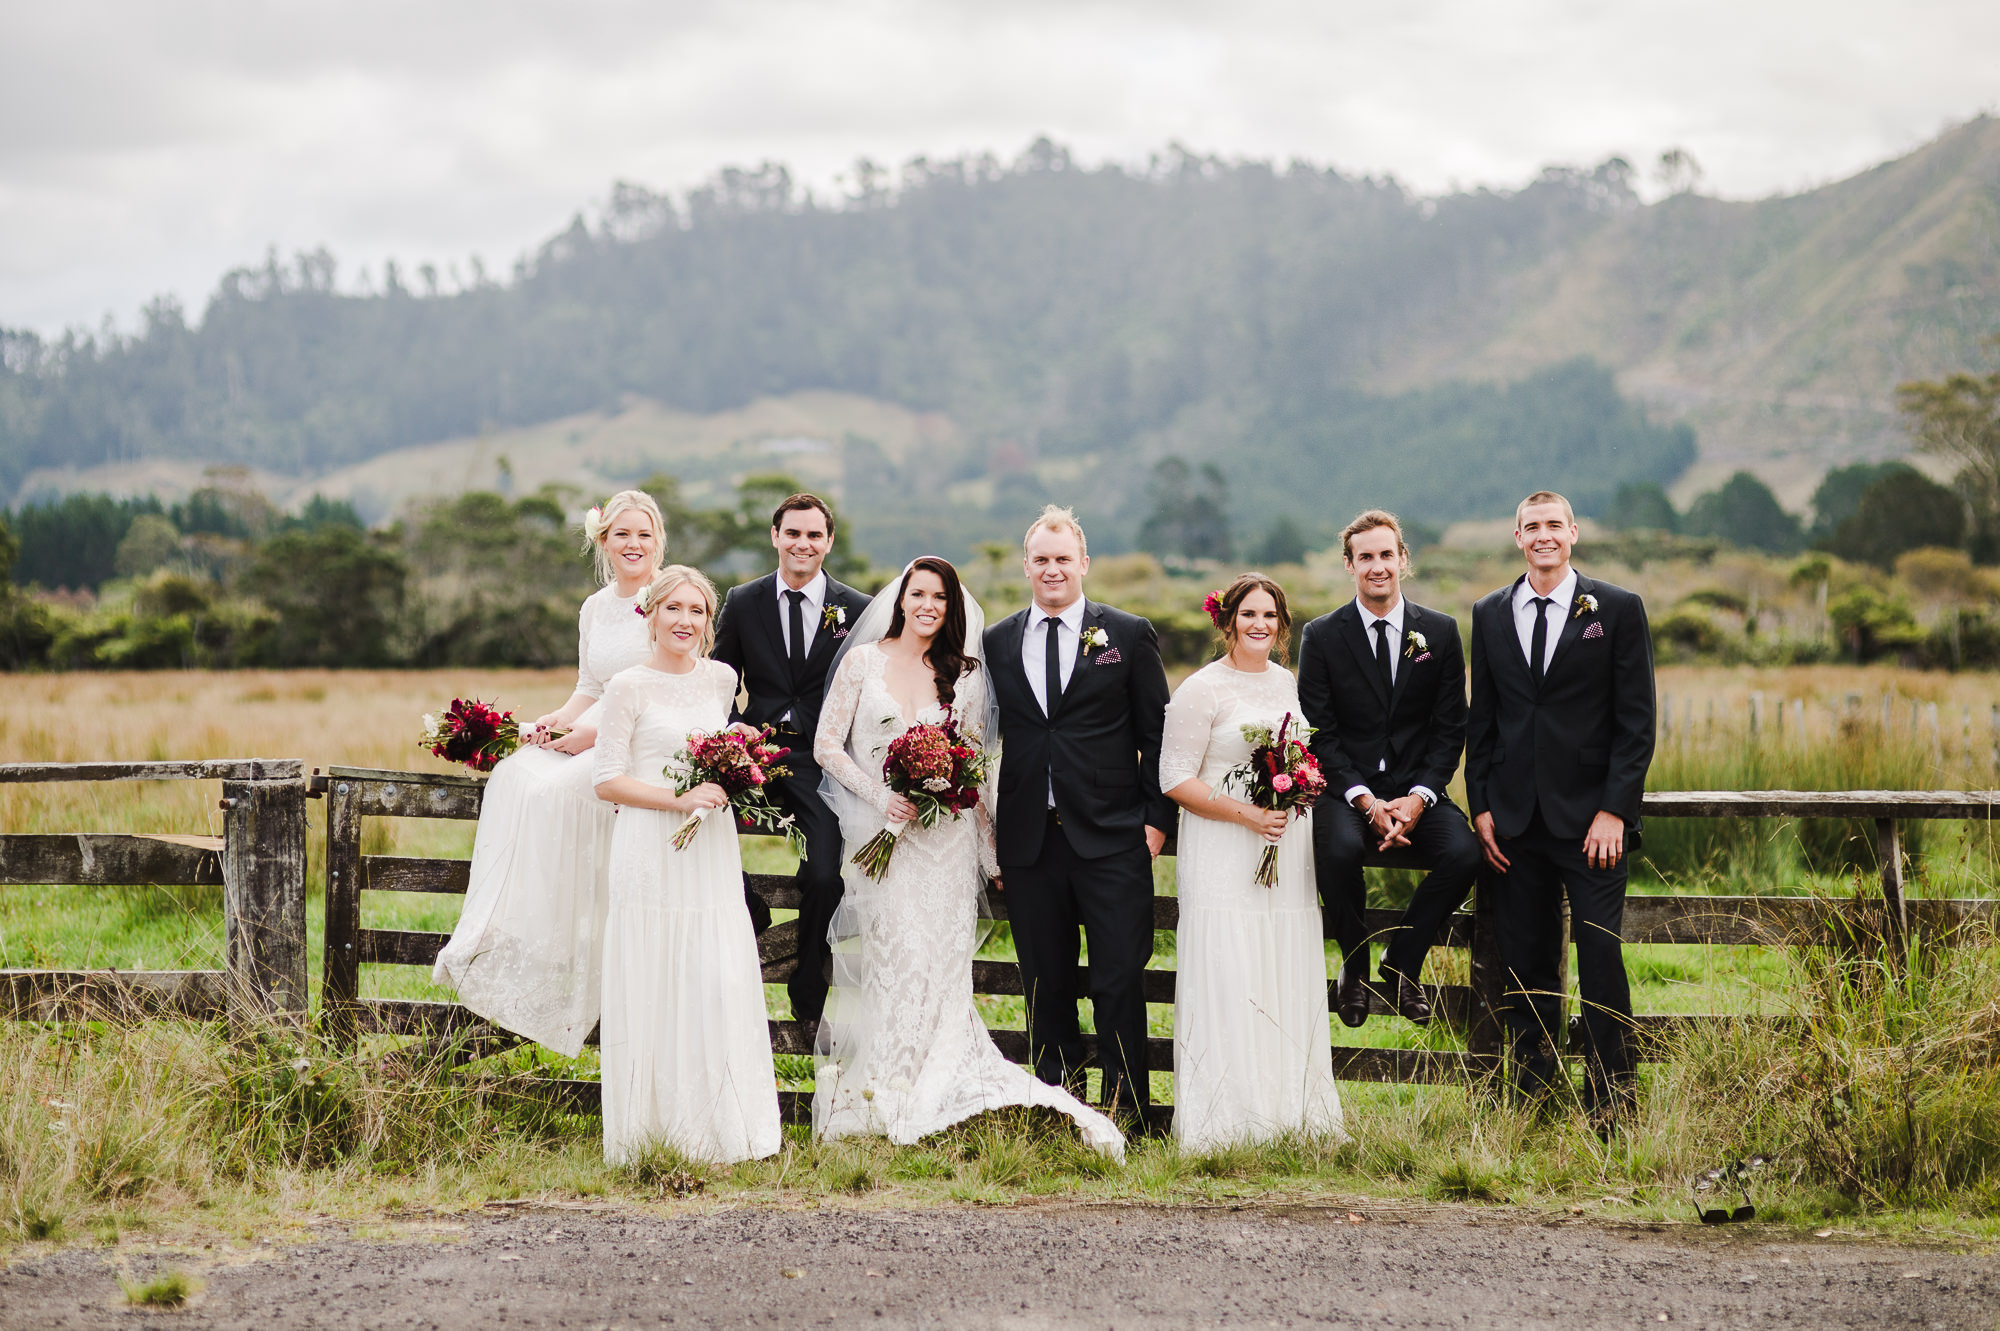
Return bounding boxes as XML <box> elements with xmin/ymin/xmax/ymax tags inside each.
<box><xmin>3</xmin><ymin>0</ymin><xmax>1995</xmax><ymax>336</ymax></box>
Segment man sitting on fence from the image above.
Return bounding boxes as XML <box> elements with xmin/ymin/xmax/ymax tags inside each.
<box><xmin>1298</xmin><ymin>509</ymin><xmax>1480</xmax><ymax>1029</ymax></box>
<box><xmin>1466</xmin><ymin>490</ymin><xmax>1656</xmax><ymax>1132</ymax></box>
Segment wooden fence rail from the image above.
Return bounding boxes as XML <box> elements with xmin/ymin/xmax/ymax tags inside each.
<box><xmin>310</xmin><ymin>766</ymin><xmax>2000</xmax><ymax>1125</ymax></box>
<box><xmin>0</xmin><ymin>759</ymin><xmax>310</xmax><ymax>1025</ymax></box>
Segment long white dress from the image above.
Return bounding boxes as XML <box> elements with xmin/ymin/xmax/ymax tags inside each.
<box><xmin>593</xmin><ymin>659</ymin><xmax>782</xmax><ymax>1165</ymax></box>
<box><xmin>811</xmin><ymin>643</ymin><xmax>1125</xmax><ymax>1159</ymax></box>
<box><xmin>1162</xmin><ymin>659</ymin><xmax>1346</xmax><ymax>1152</ymax></box>
<box><xmin>432</xmin><ymin>584</ymin><xmax>650</xmax><ymax>1056</ymax></box>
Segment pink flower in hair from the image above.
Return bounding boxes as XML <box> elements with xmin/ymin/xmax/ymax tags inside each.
<box><xmin>1203</xmin><ymin>590</ymin><xmax>1228</xmax><ymax>628</ymax></box>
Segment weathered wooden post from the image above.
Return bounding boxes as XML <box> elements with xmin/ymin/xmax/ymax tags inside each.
<box><xmin>1466</xmin><ymin>868</ymin><xmax>1505</xmax><ymax>1081</ymax></box>
<box><xmin>1875</xmin><ymin>817</ymin><xmax>1908</xmax><ymax>960</ymax></box>
<box><xmin>220</xmin><ymin>775</ymin><xmax>310</xmax><ymax>1024</ymax></box>
<box><xmin>322</xmin><ymin>774</ymin><xmax>365</xmax><ymax>1049</ymax></box>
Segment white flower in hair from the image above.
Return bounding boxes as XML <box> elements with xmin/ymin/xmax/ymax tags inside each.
<box><xmin>583</xmin><ymin>506</ymin><xmax>606</xmax><ymax>542</ymax></box>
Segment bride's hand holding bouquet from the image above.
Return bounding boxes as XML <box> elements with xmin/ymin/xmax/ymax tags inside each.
<box><xmin>849</xmin><ymin>712</ymin><xmax>989</xmax><ymax>880</ymax></box>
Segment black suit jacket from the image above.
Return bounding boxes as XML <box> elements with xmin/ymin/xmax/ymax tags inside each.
<box><xmin>1465</xmin><ymin>572</ymin><xmax>1656</xmax><ymax>840</ymax></box>
<box><xmin>711</xmin><ymin>571</ymin><xmax>873</xmax><ymax>753</ymax></box>
<box><xmin>1296</xmin><ymin>599</ymin><xmax>1466</xmax><ymax>801</ymax></box>
<box><xmin>984</xmin><ymin>601</ymin><xmax>1175</xmax><ymax>866</ymax></box>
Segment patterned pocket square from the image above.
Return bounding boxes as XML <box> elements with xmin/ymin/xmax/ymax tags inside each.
<box><xmin>1581</xmin><ymin>620</ymin><xmax>1604</xmax><ymax>640</ymax></box>
<box><xmin>1093</xmin><ymin>646</ymin><xmax>1123</xmax><ymax>665</ymax></box>
<box><xmin>832</xmin><ymin>628</ymin><xmax>849</xmax><ymax>639</ymax></box>
<box><xmin>1411</xmin><ymin>651</ymin><xmax>1432</xmax><ymax>664</ymax></box>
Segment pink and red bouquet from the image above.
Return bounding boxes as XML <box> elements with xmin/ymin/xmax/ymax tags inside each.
<box><xmin>849</xmin><ymin>712</ymin><xmax>990</xmax><ymax>880</ymax></box>
<box><xmin>419</xmin><ymin>698</ymin><xmax>521</xmax><ymax>772</ymax></box>
<box><xmin>669</xmin><ymin>725</ymin><xmax>804</xmax><ymax>854</ymax></box>
<box><xmin>1224</xmin><ymin>711</ymin><xmax>1328</xmax><ymax>887</ymax></box>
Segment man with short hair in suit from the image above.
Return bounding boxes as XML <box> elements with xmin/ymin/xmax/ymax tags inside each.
<box><xmin>984</xmin><ymin>505</ymin><xmax>1174</xmax><ymax>1118</ymax></box>
<box><xmin>712</xmin><ymin>493</ymin><xmax>873</xmax><ymax>1023</ymax></box>
<box><xmin>1466</xmin><ymin>490</ymin><xmax>1656</xmax><ymax>1128</ymax></box>
<box><xmin>1298</xmin><ymin>509</ymin><xmax>1481</xmax><ymax>1029</ymax></box>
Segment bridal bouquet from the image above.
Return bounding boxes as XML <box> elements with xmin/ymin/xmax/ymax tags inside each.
<box><xmin>849</xmin><ymin>713</ymin><xmax>989</xmax><ymax>880</ymax></box>
<box><xmin>1223</xmin><ymin>711</ymin><xmax>1328</xmax><ymax>887</ymax></box>
<box><xmin>419</xmin><ymin>698</ymin><xmax>522</xmax><ymax>772</ymax></box>
<box><xmin>668</xmin><ymin>726</ymin><xmax>805</xmax><ymax>855</ymax></box>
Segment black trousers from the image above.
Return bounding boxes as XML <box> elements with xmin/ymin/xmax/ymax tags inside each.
<box><xmin>773</xmin><ymin>750</ymin><xmax>846</xmax><ymax>1021</ymax></box>
<box><xmin>1312</xmin><ymin>796</ymin><xmax>1481</xmax><ymax>985</ymax></box>
<box><xmin>1491</xmin><ymin>812</ymin><xmax>1636</xmax><ymax>1109</ymax></box>
<box><xmin>1006</xmin><ymin>811</ymin><xmax>1155</xmax><ymax>1111</ymax></box>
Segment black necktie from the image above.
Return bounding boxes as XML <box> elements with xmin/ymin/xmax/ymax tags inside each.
<box><xmin>1529</xmin><ymin>596</ymin><xmax>1552</xmax><ymax>685</ymax></box>
<box><xmin>1043</xmin><ymin>615</ymin><xmax>1064</xmax><ymax>714</ymax></box>
<box><xmin>1372</xmin><ymin>619</ymin><xmax>1393</xmax><ymax>696</ymax></box>
<box><xmin>786</xmin><ymin>590</ymin><xmax>807</xmax><ymax>672</ymax></box>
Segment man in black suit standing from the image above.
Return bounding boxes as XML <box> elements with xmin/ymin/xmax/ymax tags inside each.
<box><xmin>1466</xmin><ymin>490</ymin><xmax>1656</xmax><ymax>1127</ymax></box>
<box><xmin>984</xmin><ymin>505</ymin><xmax>1174</xmax><ymax>1117</ymax></box>
<box><xmin>712</xmin><ymin>493</ymin><xmax>873</xmax><ymax>1023</ymax></box>
<box><xmin>1298</xmin><ymin>509</ymin><xmax>1481</xmax><ymax>1029</ymax></box>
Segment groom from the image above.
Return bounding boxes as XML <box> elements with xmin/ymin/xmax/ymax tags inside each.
<box><xmin>985</xmin><ymin>505</ymin><xmax>1173</xmax><ymax>1118</ymax></box>
<box><xmin>712</xmin><ymin>493</ymin><xmax>873</xmax><ymax>1022</ymax></box>
<box><xmin>1466</xmin><ymin>490</ymin><xmax>1656</xmax><ymax>1127</ymax></box>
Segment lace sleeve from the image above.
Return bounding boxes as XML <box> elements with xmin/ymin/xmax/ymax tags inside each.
<box><xmin>1158</xmin><ymin>667</ymin><xmax>1217</xmax><ymax>791</ymax></box>
<box><xmin>960</xmin><ymin>666</ymin><xmax>1001</xmax><ymax>877</ymax></box>
<box><xmin>813</xmin><ymin>650</ymin><xmax>892</xmax><ymax>814</ymax></box>
<box><xmin>590</xmin><ymin>672</ymin><xmax>642</xmax><ymax>788</ymax></box>
<box><xmin>574</xmin><ymin>596</ymin><xmax>605</xmax><ymax>700</ymax></box>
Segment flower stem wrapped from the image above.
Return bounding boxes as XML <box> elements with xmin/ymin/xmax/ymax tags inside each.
<box><xmin>667</xmin><ymin>726</ymin><xmax>805</xmax><ymax>855</ymax></box>
<box><xmin>850</xmin><ymin>712</ymin><xmax>989</xmax><ymax>880</ymax></box>
<box><xmin>1223</xmin><ymin>711</ymin><xmax>1328</xmax><ymax>887</ymax></box>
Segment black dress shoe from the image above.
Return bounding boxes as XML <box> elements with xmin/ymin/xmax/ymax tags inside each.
<box><xmin>1385</xmin><ymin>971</ymin><xmax>1432</xmax><ymax>1026</ymax></box>
<box><xmin>1335</xmin><ymin>971</ymin><xmax>1370</xmax><ymax>1028</ymax></box>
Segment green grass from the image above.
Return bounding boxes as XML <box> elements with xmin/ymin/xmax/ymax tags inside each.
<box><xmin>121</xmin><ymin>1270</ymin><xmax>197</xmax><ymax>1307</ymax></box>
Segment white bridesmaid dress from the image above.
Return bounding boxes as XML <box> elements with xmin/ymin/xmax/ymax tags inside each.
<box><xmin>1162</xmin><ymin>659</ymin><xmax>1345</xmax><ymax>1152</ymax></box>
<box><xmin>432</xmin><ymin>583</ymin><xmax>651</xmax><ymax>1056</ymax></box>
<box><xmin>593</xmin><ymin>659</ymin><xmax>781</xmax><ymax>1165</ymax></box>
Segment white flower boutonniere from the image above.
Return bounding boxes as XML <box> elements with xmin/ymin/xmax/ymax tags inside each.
<box><xmin>1404</xmin><ymin>629</ymin><xmax>1428</xmax><ymax>659</ymax></box>
<box><xmin>1573</xmin><ymin>593</ymin><xmax>1599</xmax><ymax>621</ymax></box>
<box><xmin>1080</xmin><ymin>626</ymin><xmax>1109</xmax><ymax>656</ymax></box>
<box><xmin>822</xmin><ymin>604</ymin><xmax>847</xmax><ymax>632</ymax></box>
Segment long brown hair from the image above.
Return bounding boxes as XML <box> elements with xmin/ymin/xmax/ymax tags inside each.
<box><xmin>886</xmin><ymin>556</ymin><xmax>976</xmax><ymax>709</ymax></box>
<box><xmin>1216</xmin><ymin>571</ymin><xmax>1294</xmax><ymax>664</ymax></box>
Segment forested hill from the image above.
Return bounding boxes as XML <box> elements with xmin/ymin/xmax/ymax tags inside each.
<box><xmin>3</xmin><ymin>119</ymin><xmax>1995</xmax><ymax>556</ymax></box>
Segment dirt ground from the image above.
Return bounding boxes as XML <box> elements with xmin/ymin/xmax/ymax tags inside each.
<box><xmin>4</xmin><ymin>1202</ymin><xmax>1996</xmax><ymax>1330</ymax></box>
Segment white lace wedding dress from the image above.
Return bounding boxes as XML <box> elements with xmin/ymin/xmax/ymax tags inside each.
<box><xmin>433</xmin><ymin>584</ymin><xmax>651</xmax><ymax>1056</ymax></box>
<box><xmin>811</xmin><ymin>643</ymin><xmax>1125</xmax><ymax>1158</ymax></box>
<box><xmin>1162</xmin><ymin>659</ymin><xmax>1345</xmax><ymax>1152</ymax></box>
<box><xmin>592</xmin><ymin>659</ymin><xmax>782</xmax><ymax>1165</ymax></box>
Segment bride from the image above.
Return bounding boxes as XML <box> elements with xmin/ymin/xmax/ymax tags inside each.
<box><xmin>810</xmin><ymin>557</ymin><xmax>1124</xmax><ymax>1158</ymax></box>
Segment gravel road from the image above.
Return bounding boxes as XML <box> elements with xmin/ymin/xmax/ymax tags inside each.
<box><xmin>3</xmin><ymin>1202</ymin><xmax>1994</xmax><ymax>1329</ymax></box>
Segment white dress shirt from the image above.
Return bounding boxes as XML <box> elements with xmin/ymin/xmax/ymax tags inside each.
<box><xmin>1511</xmin><ymin>568</ymin><xmax>1577</xmax><ymax>677</ymax></box>
<box><xmin>1343</xmin><ymin>596</ymin><xmax>1435</xmax><ymax>811</ymax></box>
<box><xmin>1022</xmin><ymin>597</ymin><xmax>1087</xmax><ymax>807</ymax></box>
<box><xmin>776</xmin><ymin>570</ymin><xmax>829</xmax><ymax>658</ymax></box>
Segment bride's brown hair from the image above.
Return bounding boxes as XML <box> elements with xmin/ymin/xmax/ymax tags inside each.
<box><xmin>885</xmin><ymin>556</ymin><xmax>976</xmax><ymax>710</ymax></box>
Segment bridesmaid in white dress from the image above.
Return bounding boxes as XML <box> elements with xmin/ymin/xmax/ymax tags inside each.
<box><xmin>432</xmin><ymin>490</ymin><xmax>664</xmax><ymax>1056</ymax></box>
<box><xmin>1161</xmin><ymin>573</ymin><xmax>1345</xmax><ymax>1152</ymax></box>
<box><xmin>592</xmin><ymin>565</ymin><xmax>781</xmax><ymax>1164</ymax></box>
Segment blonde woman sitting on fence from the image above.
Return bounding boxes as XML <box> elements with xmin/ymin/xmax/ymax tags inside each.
<box><xmin>591</xmin><ymin>565</ymin><xmax>780</xmax><ymax>1165</ymax></box>
<box><xmin>432</xmin><ymin>490</ymin><xmax>665</xmax><ymax>1056</ymax></box>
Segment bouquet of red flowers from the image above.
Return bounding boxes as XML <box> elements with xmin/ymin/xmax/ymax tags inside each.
<box><xmin>1223</xmin><ymin>711</ymin><xmax>1328</xmax><ymax>887</ymax></box>
<box><xmin>849</xmin><ymin>712</ymin><xmax>989</xmax><ymax>880</ymax></box>
<box><xmin>419</xmin><ymin>698</ymin><xmax>521</xmax><ymax>772</ymax></box>
<box><xmin>668</xmin><ymin>725</ymin><xmax>805</xmax><ymax>855</ymax></box>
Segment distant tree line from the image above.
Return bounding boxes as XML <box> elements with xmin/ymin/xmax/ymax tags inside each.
<box><xmin>0</xmin><ymin>472</ymin><xmax>860</xmax><ymax>670</ymax></box>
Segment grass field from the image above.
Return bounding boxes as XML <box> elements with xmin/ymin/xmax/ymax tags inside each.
<box><xmin>3</xmin><ymin>666</ymin><xmax>1998</xmax><ymax>1245</ymax></box>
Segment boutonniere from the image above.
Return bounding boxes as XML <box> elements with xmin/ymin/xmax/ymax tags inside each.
<box><xmin>1404</xmin><ymin>629</ymin><xmax>1431</xmax><ymax>663</ymax></box>
<box><xmin>822</xmin><ymin>604</ymin><xmax>847</xmax><ymax>632</ymax></box>
<box><xmin>1079</xmin><ymin>626</ymin><xmax>1109</xmax><ymax>656</ymax></box>
<box><xmin>1573</xmin><ymin>593</ymin><xmax>1599</xmax><ymax>621</ymax></box>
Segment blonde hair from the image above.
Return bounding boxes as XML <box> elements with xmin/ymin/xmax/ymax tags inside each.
<box><xmin>1514</xmin><ymin>490</ymin><xmax>1576</xmax><ymax>527</ymax></box>
<box><xmin>584</xmin><ymin>489</ymin><xmax>667</xmax><ymax>585</ymax></box>
<box><xmin>1022</xmin><ymin>503</ymin><xmax>1088</xmax><ymax>557</ymax></box>
<box><xmin>1341</xmin><ymin>509</ymin><xmax>1409</xmax><ymax>561</ymax></box>
<box><xmin>639</xmin><ymin>564</ymin><xmax>719</xmax><ymax>655</ymax></box>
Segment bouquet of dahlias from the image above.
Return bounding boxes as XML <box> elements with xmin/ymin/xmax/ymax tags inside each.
<box><xmin>849</xmin><ymin>712</ymin><xmax>989</xmax><ymax>880</ymax></box>
<box><xmin>668</xmin><ymin>725</ymin><xmax>805</xmax><ymax>855</ymax></box>
<box><xmin>1222</xmin><ymin>711</ymin><xmax>1328</xmax><ymax>887</ymax></box>
<box><xmin>419</xmin><ymin>698</ymin><xmax>522</xmax><ymax>772</ymax></box>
